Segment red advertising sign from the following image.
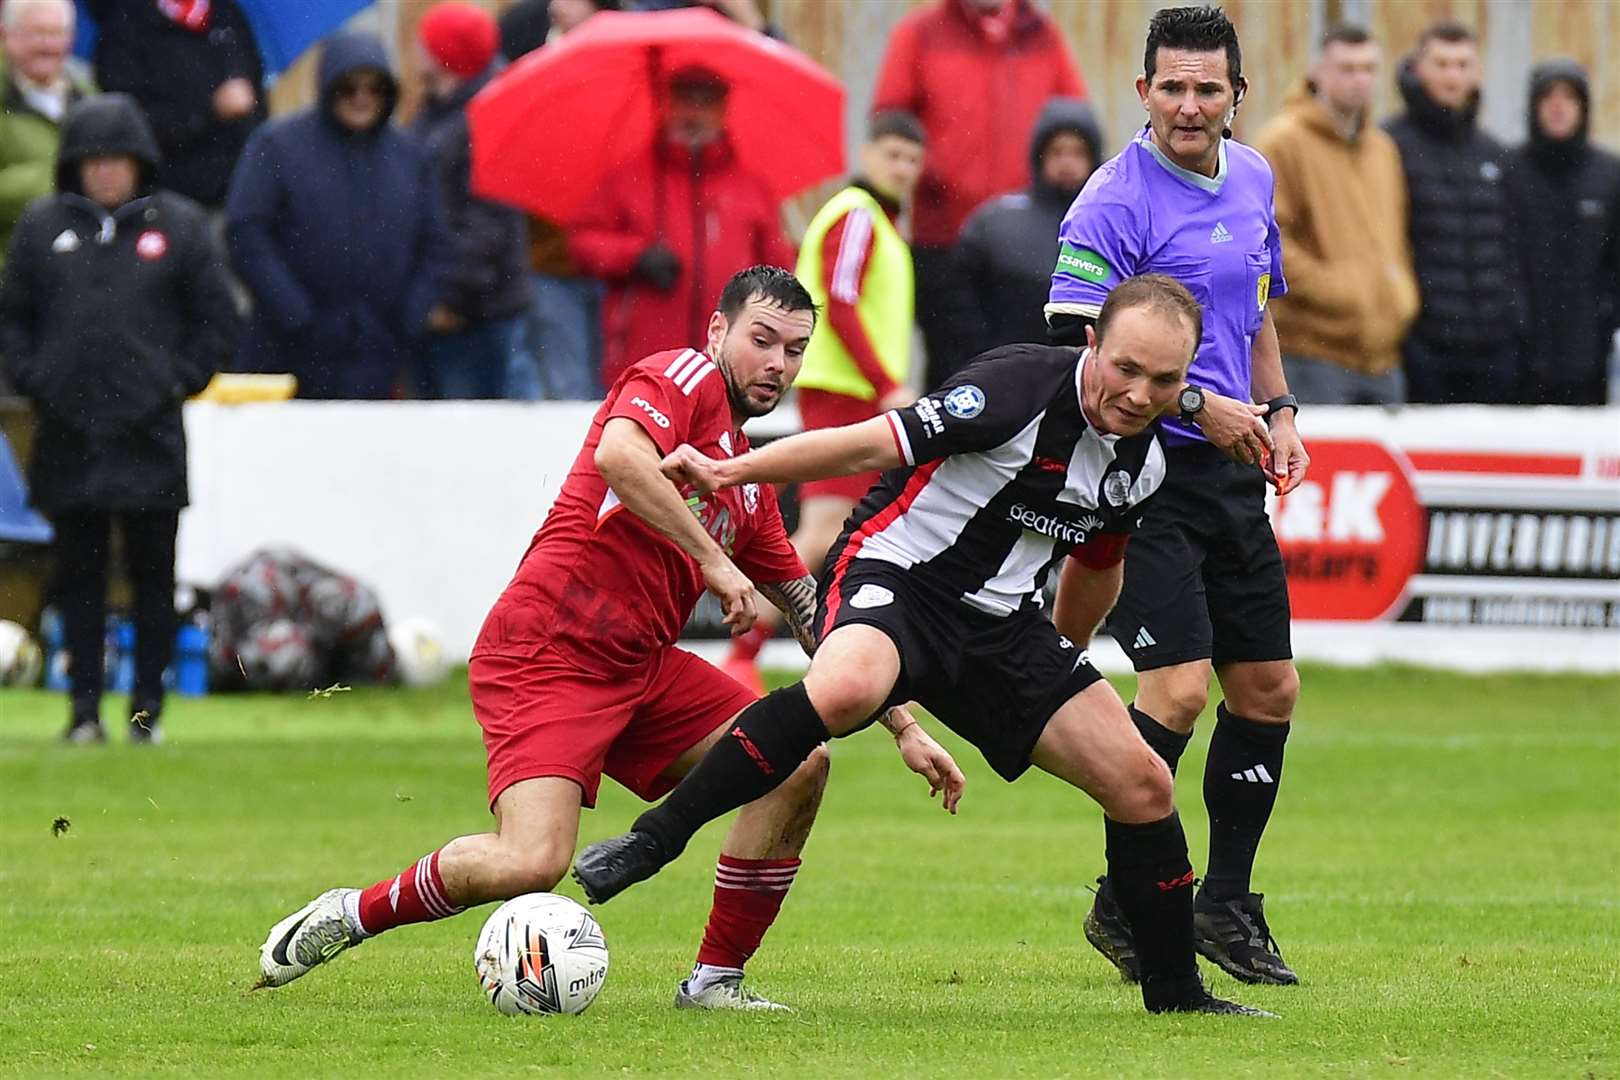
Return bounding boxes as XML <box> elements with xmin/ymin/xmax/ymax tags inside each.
<box><xmin>1270</xmin><ymin>440</ymin><xmax>1426</xmax><ymax>621</ymax></box>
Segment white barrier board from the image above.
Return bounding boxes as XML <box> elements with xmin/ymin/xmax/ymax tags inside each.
<box><xmin>178</xmin><ymin>402</ymin><xmax>1620</xmax><ymax>672</ymax></box>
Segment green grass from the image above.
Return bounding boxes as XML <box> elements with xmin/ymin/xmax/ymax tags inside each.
<box><xmin>1</xmin><ymin>665</ymin><xmax>1617</xmax><ymax>1078</ymax></box>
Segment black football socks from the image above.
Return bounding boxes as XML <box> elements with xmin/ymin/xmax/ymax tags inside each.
<box><xmin>633</xmin><ymin>682</ymin><xmax>830</xmax><ymax>861</ymax></box>
<box><xmin>1104</xmin><ymin>812</ymin><xmax>1201</xmax><ymax>1009</ymax></box>
<box><xmin>1129</xmin><ymin>704</ymin><xmax>1192</xmax><ymax>775</ymax></box>
<box><xmin>1202</xmin><ymin>703</ymin><xmax>1289</xmax><ymax>902</ymax></box>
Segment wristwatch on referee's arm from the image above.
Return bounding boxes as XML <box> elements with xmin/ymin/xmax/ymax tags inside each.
<box><xmin>1262</xmin><ymin>394</ymin><xmax>1300</xmax><ymax>424</ymax></box>
<box><xmin>1177</xmin><ymin>385</ymin><xmax>1206</xmax><ymax>424</ymax></box>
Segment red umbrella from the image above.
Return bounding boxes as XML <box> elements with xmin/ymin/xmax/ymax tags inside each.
<box><xmin>469</xmin><ymin>8</ymin><xmax>845</xmax><ymax>226</ymax></box>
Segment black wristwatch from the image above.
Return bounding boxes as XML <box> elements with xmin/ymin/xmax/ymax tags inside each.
<box><xmin>1178</xmin><ymin>385</ymin><xmax>1206</xmax><ymax>424</ymax></box>
<box><xmin>1262</xmin><ymin>394</ymin><xmax>1300</xmax><ymax>423</ymax></box>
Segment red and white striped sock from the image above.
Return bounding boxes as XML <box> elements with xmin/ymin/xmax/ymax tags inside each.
<box><xmin>354</xmin><ymin>849</ymin><xmax>464</xmax><ymax>937</ymax></box>
<box><xmin>694</xmin><ymin>855</ymin><xmax>801</xmax><ymax>970</ymax></box>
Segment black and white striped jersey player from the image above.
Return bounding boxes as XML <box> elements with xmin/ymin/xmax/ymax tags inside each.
<box><xmin>577</xmin><ymin>275</ymin><xmax>1275</xmax><ymax>1017</ymax></box>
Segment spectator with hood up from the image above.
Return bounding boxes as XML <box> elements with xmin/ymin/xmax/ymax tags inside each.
<box><xmin>0</xmin><ymin>94</ymin><xmax>237</xmax><ymax>744</ymax></box>
<box><xmin>412</xmin><ymin>2</ymin><xmax>531</xmax><ymax>400</ymax></box>
<box><xmin>955</xmin><ymin>97</ymin><xmax>1101</xmax><ymax>358</ymax></box>
<box><xmin>1508</xmin><ymin>58</ymin><xmax>1620</xmax><ymax>406</ymax></box>
<box><xmin>225</xmin><ymin>32</ymin><xmax>450</xmax><ymax>400</ymax></box>
<box><xmin>569</xmin><ymin>64</ymin><xmax>793</xmax><ymax>388</ymax></box>
<box><xmin>1384</xmin><ymin>21</ymin><xmax>1523</xmax><ymax>404</ymax></box>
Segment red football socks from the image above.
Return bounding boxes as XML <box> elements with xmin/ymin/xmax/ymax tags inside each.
<box><xmin>694</xmin><ymin>854</ymin><xmax>801</xmax><ymax>969</ymax></box>
<box><xmin>355</xmin><ymin>848</ymin><xmax>463</xmax><ymax>936</ymax></box>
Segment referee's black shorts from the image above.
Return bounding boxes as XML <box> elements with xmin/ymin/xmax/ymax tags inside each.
<box><xmin>815</xmin><ymin>558</ymin><xmax>1105</xmax><ymax>781</ymax></box>
<box><xmin>1106</xmin><ymin>439</ymin><xmax>1293</xmax><ymax>672</ymax></box>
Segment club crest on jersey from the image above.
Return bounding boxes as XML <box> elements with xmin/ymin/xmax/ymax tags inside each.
<box><xmin>1103</xmin><ymin>470</ymin><xmax>1133</xmax><ymax>507</ymax></box>
<box><xmin>848</xmin><ymin>584</ymin><xmax>895</xmax><ymax>609</ymax></box>
<box><xmin>943</xmin><ymin>384</ymin><xmax>985</xmax><ymax>419</ymax></box>
<box><xmin>718</xmin><ymin>431</ymin><xmax>733</xmax><ymax>456</ymax></box>
<box><xmin>51</xmin><ymin>229</ymin><xmax>80</xmax><ymax>254</ymax></box>
<box><xmin>742</xmin><ymin>482</ymin><xmax>759</xmax><ymax>513</ymax></box>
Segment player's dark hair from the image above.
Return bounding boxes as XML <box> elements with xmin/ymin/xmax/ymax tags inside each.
<box><xmin>1143</xmin><ymin>6</ymin><xmax>1242</xmax><ymax>88</ymax></box>
<box><xmin>869</xmin><ymin>109</ymin><xmax>926</xmax><ymax>146</ymax></box>
<box><xmin>1095</xmin><ymin>273</ymin><xmax>1203</xmax><ymax>354</ymax></box>
<box><xmin>718</xmin><ymin>265</ymin><xmax>819</xmax><ymax>326</ymax></box>
<box><xmin>1417</xmin><ymin>19</ymin><xmax>1476</xmax><ymax>52</ymax></box>
<box><xmin>1320</xmin><ymin>23</ymin><xmax>1372</xmax><ymax>50</ymax></box>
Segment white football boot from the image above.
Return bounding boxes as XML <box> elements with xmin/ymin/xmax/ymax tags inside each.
<box><xmin>256</xmin><ymin>888</ymin><xmax>364</xmax><ymax>988</ymax></box>
<box><xmin>674</xmin><ymin>967</ymin><xmax>792</xmax><ymax>1012</ymax></box>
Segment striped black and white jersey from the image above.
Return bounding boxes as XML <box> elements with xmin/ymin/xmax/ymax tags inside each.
<box><xmin>829</xmin><ymin>344</ymin><xmax>1168</xmax><ymax>618</ymax></box>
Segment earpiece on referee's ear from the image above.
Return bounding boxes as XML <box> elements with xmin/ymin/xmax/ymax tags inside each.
<box><xmin>1224</xmin><ymin>77</ymin><xmax>1248</xmax><ymax>139</ymax></box>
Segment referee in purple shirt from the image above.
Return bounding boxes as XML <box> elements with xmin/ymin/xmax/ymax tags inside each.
<box><xmin>1047</xmin><ymin>6</ymin><xmax>1309</xmax><ymax>989</ymax></box>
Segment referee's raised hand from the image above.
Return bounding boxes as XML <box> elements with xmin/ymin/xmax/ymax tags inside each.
<box><xmin>1191</xmin><ymin>392</ymin><xmax>1273</xmax><ymax>467</ymax></box>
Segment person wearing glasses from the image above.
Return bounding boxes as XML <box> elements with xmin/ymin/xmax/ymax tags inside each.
<box><xmin>224</xmin><ymin>32</ymin><xmax>451</xmax><ymax>399</ymax></box>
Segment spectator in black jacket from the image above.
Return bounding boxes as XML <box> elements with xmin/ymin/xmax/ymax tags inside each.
<box><xmin>1509</xmin><ymin>59</ymin><xmax>1620</xmax><ymax>406</ymax></box>
<box><xmin>955</xmin><ymin>97</ymin><xmax>1099</xmax><ymax>357</ymax></box>
<box><xmin>1384</xmin><ymin>21</ymin><xmax>1524</xmax><ymax>404</ymax></box>
<box><xmin>0</xmin><ymin>94</ymin><xmax>237</xmax><ymax>743</ymax></box>
<box><xmin>225</xmin><ymin>32</ymin><xmax>451</xmax><ymax>400</ymax></box>
<box><xmin>412</xmin><ymin>3</ymin><xmax>532</xmax><ymax>399</ymax></box>
<box><xmin>88</xmin><ymin>0</ymin><xmax>265</xmax><ymax>209</ymax></box>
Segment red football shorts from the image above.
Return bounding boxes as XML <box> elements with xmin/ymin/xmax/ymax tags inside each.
<box><xmin>470</xmin><ymin>645</ymin><xmax>757</xmax><ymax>808</ymax></box>
<box><xmin>798</xmin><ymin>388</ymin><xmax>882</xmax><ymax>502</ymax></box>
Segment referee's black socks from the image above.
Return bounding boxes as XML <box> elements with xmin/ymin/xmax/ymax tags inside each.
<box><xmin>1104</xmin><ymin>812</ymin><xmax>1201</xmax><ymax>1009</ymax></box>
<box><xmin>1129</xmin><ymin>705</ymin><xmax>1191</xmax><ymax>775</ymax></box>
<box><xmin>632</xmin><ymin>682</ymin><xmax>830</xmax><ymax>862</ymax></box>
<box><xmin>1202</xmin><ymin>703</ymin><xmax>1290</xmax><ymax>902</ymax></box>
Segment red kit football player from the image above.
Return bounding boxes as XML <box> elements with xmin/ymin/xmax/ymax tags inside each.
<box><xmin>255</xmin><ymin>267</ymin><xmax>964</xmax><ymax>1010</ymax></box>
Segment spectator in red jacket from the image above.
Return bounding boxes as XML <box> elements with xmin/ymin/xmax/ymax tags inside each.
<box><xmin>872</xmin><ymin>0</ymin><xmax>1085</xmax><ymax>387</ymax></box>
<box><xmin>569</xmin><ymin>66</ymin><xmax>794</xmax><ymax>387</ymax></box>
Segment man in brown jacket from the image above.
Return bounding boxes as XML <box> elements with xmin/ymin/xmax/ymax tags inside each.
<box><xmin>1256</xmin><ymin>24</ymin><xmax>1418</xmax><ymax>404</ymax></box>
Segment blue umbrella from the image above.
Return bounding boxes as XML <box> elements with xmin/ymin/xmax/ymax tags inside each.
<box><xmin>235</xmin><ymin>0</ymin><xmax>374</xmax><ymax>74</ymax></box>
<box><xmin>74</xmin><ymin>0</ymin><xmax>374</xmax><ymax>76</ymax></box>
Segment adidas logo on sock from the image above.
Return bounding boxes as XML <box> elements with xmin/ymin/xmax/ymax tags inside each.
<box><xmin>1231</xmin><ymin>764</ymin><xmax>1275</xmax><ymax>784</ymax></box>
<box><xmin>1210</xmin><ymin>221</ymin><xmax>1233</xmax><ymax>244</ymax></box>
<box><xmin>1132</xmin><ymin>626</ymin><xmax>1156</xmax><ymax>650</ymax></box>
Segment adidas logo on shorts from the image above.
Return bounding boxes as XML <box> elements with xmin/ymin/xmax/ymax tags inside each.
<box><xmin>1132</xmin><ymin>626</ymin><xmax>1156</xmax><ymax>650</ymax></box>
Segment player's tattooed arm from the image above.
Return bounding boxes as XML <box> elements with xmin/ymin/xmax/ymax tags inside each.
<box><xmin>756</xmin><ymin>575</ymin><xmax>819</xmax><ymax>657</ymax></box>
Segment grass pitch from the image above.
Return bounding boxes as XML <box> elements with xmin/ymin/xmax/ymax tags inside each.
<box><xmin>2</xmin><ymin>664</ymin><xmax>1616</xmax><ymax>1078</ymax></box>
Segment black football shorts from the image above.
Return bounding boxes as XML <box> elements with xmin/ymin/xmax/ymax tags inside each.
<box><xmin>1106</xmin><ymin>439</ymin><xmax>1293</xmax><ymax>671</ymax></box>
<box><xmin>816</xmin><ymin>558</ymin><xmax>1105</xmax><ymax>780</ymax></box>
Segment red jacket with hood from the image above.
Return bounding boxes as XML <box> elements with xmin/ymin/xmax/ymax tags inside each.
<box><xmin>569</xmin><ymin>137</ymin><xmax>795</xmax><ymax>386</ymax></box>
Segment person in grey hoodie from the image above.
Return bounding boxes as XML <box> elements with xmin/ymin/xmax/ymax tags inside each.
<box><xmin>954</xmin><ymin>97</ymin><xmax>1101</xmax><ymax>360</ymax></box>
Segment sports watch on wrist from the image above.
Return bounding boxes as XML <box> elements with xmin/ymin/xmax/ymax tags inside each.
<box><xmin>1262</xmin><ymin>394</ymin><xmax>1300</xmax><ymax>423</ymax></box>
<box><xmin>1178</xmin><ymin>385</ymin><xmax>1206</xmax><ymax>424</ymax></box>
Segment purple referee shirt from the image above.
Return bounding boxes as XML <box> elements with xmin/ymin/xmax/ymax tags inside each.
<box><xmin>1048</xmin><ymin>127</ymin><xmax>1286</xmax><ymax>443</ymax></box>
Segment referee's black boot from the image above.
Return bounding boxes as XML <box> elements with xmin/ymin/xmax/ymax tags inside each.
<box><xmin>1193</xmin><ymin>891</ymin><xmax>1298</xmax><ymax>985</ymax></box>
<box><xmin>1082</xmin><ymin>875</ymin><xmax>1140</xmax><ymax>983</ymax></box>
